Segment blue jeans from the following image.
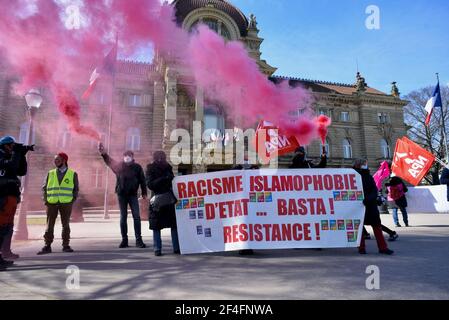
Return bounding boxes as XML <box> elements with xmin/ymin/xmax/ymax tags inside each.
<box><xmin>118</xmin><ymin>195</ymin><xmax>142</xmax><ymax>241</ymax></box>
<box><xmin>153</xmin><ymin>228</ymin><xmax>180</xmax><ymax>252</ymax></box>
<box><xmin>392</xmin><ymin>207</ymin><xmax>409</xmax><ymax>226</ymax></box>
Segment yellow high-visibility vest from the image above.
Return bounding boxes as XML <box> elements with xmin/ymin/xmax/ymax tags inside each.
<box><xmin>46</xmin><ymin>169</ymin><xmax>75</xmax><ymax>204</ymax></box>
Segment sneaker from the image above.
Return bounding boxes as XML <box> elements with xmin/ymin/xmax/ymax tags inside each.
<box><xmin>379</xmin><ymin>249</ymin><xmax>394</xmax><ymax>255</ymax></box>
<box><xmin>62</xmin><ymin>246</ymin><xmax>74</xmax><ymax>253</ymax></box>
<box><xmin>405</xmin><ymin>224</ymin><xmax>410</xmax><ymax>227</ymax></box>
<box><xmin>154</xmin><ymin>250</ymin><xmax>162</xmax><ymax>256</ymax></box>
<box><xmin>37</xmin><ymin>246</ymin><xmax>52</xmax><ymax>255</ymax></box>
<box><xmin>395</xmin><ymin>224</ymin><xmax>402</xmax><ymax>227</ymax></box>
<box><xmin>364</xmin><ymin>234</ymin><xmax>372</xmax><ymax>240</ymax></box>
<box><xmin>388</xmin><ymin>233</ymin><xmax>399</xmax><ymax>242</ymax></box>
<box><xmin>238</xmin><ymin>249</ymin><xmax>254</xmax><ymax>255</ymax></box>
<box><xmin>173</xmin><ymin>250</ymin><xmax>181</xmax><ymax>255</ymax></box>
<box><xmin>358</xmin><ymin>248</ymin><xmax>367</xmax><ymax>254</ymax></box>
<box><xmin>2</xmin><ymin>252</ymin><xmax>20</xmax><ymax>260</ymax></box>
<box><xmin>136</xmin><ymin>240</ymin><xmax>146</xmax><ymax>249</ymax></box>
<box><xmin>0</xmin><ymin>258</ymin><xmax>14</xmax><ymax>267</ymax></box>
<box><xmin>119</xmin><ymin>240</ymin><xmax>129</xmax><ymax>248</ymax></box>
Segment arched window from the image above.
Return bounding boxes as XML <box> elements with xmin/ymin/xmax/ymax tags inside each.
<box><xmin>381</xmin><ymin>139</ymin><xmax>391</xmax><ymax>158</ymax></box>
<box><xmin>204</xmin><ymin>105</ymin><xmax>225</xmax><ymax>143</ymax></box>
<box><xmin>126</xmin><ymin>128</ymin><xmax>141</xmax><ymax>151</ymax></box>
<box><xmin>343</xmin><ymin>139</ymin><xmax>352</xmax><ymax>159</ymax></box>
<box><xmin>321</xmin><ymin>139</ymin><xmax>330</xmax><ymax>157</ymax></box>
<box><xmin>190</xmin><ymin>18</ymin><xmax>232</xmax><ymax>40</ymax></box>
<box><xmin>58</xmin><ymin>127</ymin><xmax>71</xmax><ymax>149</ymax></box>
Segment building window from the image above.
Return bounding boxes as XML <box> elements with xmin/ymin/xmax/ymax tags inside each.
<box><xmin>321</xmin><ymin>139</ymin><xmax>330</xmax><ymax>157</ymax></box>
<box><xmin>126</xmin><ymin>127</ymin><xmax>141</xmax><ymax>151</ymax></box>
<box><xmin>19</xmin><ymin>122</ymin><xmax>35</xmax><ymax>144</ymax></box>
<box><xmin>58</xmin><ymin>129</ymin><xmax>72</xmax><ymax>149</ymax></box>
<box><xmin>381</xmin><ymin>139</ymin><xmax>391</xmax><ymax>158</ymax></box>
<box><xmin>190</xmin><ymin>18</ymin><xmax>232</xmax><ymax>40</ymax></box>
<box><xmin>91</xmin><ymin>133</ymin><xmax>106</xmax><ymax>149</ymax></box>
<box><xmin>129</xmin><ymin>94</ymin><xmax>142</xmax><ymax>107</ymax></box>
<box><xmin>95</xmin><ymin>90</ymin><xmax>106</xmax><ymax>105</ymax></box>
<box><xmin>204</xmin><ymin>105</ymin><xmax>225</xmax><ymax>143</ymax></box>
<box><xmin>378</xmin><ymin>113</ymin><xmax>389</xmax><ymax>124</ymax></box>
<box><xmin>340</xmin><ymin>112</ymin><xmax>350</xmax><ymax>122</ymax></box>
<box><xmin>90</xmin><ymin>168</ymin><xmax>104</xmax><ymax>189</ymax></box>
<box><xmin>343</xmin><ymin>139</ymin><xmax>352</xmax><ymax>159</ymax></box>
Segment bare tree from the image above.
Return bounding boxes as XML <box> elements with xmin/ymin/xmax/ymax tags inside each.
<box><xmin>404</xmin><ymin>85</ymin><xmax>449</xmax><ymax>184</ymax></box>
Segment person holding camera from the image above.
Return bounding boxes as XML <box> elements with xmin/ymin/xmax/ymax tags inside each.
<box><xmin>37</xmin><ymin>152</ymin><xmax>78</xmax><ymax>255</ymax></box>
<box><xmin>98</xmin><ymin>143</ymin><xmax>147</xmax><ymax>249</ymax></box>
<box><xmin>0</xmin><ymin>136</ymin><xmax>30</xmax><ymax>270</ymax></box>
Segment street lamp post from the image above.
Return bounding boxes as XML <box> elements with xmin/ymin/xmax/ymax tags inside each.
<box><xmin>14</xmin><ymin>89</ymin><xmax>43</xmax><ymax>241</ymax></box>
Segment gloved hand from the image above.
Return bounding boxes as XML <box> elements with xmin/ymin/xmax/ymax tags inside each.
<box><xmin>13</xmin><ymin>143</ymin><xmax>35</xmax><ymax>154</ymax></box>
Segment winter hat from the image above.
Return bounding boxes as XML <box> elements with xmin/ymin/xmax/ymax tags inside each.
<box><xmin>0</xmin><ymin>136</ymin><xmax>16</xmax><ymax>146</ymax></box>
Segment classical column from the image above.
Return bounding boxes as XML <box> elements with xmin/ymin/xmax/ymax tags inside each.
<box><xmin>193</xmin><ymin>87</ymin><xmax>206</xmax><ymax>173</ymax></box>
<box><xmin>163</xmin><ymin>67</ymin><xmax>179</xmax><ymax>172</ymax></box>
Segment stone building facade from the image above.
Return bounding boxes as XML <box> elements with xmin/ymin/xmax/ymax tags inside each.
<box><xmin>0</xmin><ymin>0</ymin><xmax>408</xmax><ymax>208</ymax></box>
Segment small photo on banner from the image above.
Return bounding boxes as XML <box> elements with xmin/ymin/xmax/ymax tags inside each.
<box><xmin>249</xmin><ymin>192</ymin><xmax>257</xmax><ymax>202</ymax></box>
<box><xmin>356</xmin><ymin>191</ymin><xmax>364</xmax><ymax>201</ymax></box>
<box><xmin>257</xmin><ymin>192</ymin><xmax>265</xmax><ymax>202</ymax></box>
<box><xmin>176</xmin><ymin>201</ymin><xmax>182</xmax><ymax>210</ymax></box>
<box><xmin>182</xmin><ymin>199</ymin><xmax>190</xmax><ymax>209</ymax></box>
<box><xmin>265</xmin><ymin>192</ymin><xmax>273</xmax><ymax>202</ymax></box>
<box><xmin>348</xmin><ymin>191</ymin><xmax>356</xmax><ymax>201</ymax></box>
<box><xmin>189</xmin><ymin>210</ymin><xmax>196</xmax><ymax>220</ymax></box>
<box><xmin>341</xmin><ymin>191</ymin><xmax>349</xmax><ymax>201</ymax></box>
<box><xmin>204</xmin><ymin>228</ymin><xmax>212</xmax><ymax>237</ymax></box>
<box><xmin>197</xmin><ymin>198</ymin><xmax>205</xmax><ymax>207</ymax></box>
<box><xmin>197</xmin><ymin>209</ymin><xmax>204</xmax><ymax>219</ymax></box>
<box><xmin>190</xmin><ymin>198</ymin><xmax>197</xmax><ymax>208</ymax></box>
<box><xmin>333</xmin><ymin>191</ymin><xmax>341</xmax><ymax>201</ymax></box>
<box><xmin>330</xmin><ymin>220</ymin><xmax>337</xmax><ymax>230</ymax></box>
<box><xmin>354</xmin><ymin>220</ymin><xmax>361</xmax><ymax>230</ymax></box>
<box><xmin>347</xmin><ymin>231</ymin><xmax>356</xmax><ymax>242</ymax></box>
<box><xmin>338</xmin><ymin>220</ymin><xmax>345</xmax><ymax>230</ymax></box>
<box><xmin>196</xmin><ymin>225</ymin><xmax>203</xmax><ymax>235</ymax></box>
<box><xmin>345</xmin><ymin>220</ymin><xmax>354</xmax><ymax>230</ymax></box>
<box><xmin>321</xmin><ymin>220</ymin><xmax>329</xmax><ymax>231</ymax></box>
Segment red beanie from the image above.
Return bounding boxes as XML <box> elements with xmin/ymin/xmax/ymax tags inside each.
<box><xmin>58</xmin><ymin>152</ymin><xmax>69</xmax><ymax>162</ymax></box>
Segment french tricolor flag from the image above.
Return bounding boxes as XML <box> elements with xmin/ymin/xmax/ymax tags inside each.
<box><xmin>425</xmin><ymin>82</ymin><xmax>442</xmax><ymax>126</ymax></box>
<box><xmin>81</xmin><ymin>44</ymin><xmax>117</xmax><ymax>101</ymax></box>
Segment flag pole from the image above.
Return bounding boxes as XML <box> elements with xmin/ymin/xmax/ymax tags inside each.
<box><xmin>103</xmin><ymin>35</ymin><xmax>118</xmax><ymax>220</ymax></box>
<box><xmin>437</xmin><ymin>73</ymin><xmax>449</xmax><ymax>163</ymax></box>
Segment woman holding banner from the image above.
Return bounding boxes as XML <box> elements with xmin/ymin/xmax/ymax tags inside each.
<box><xmin>353</xmin><ymin>159</ymin><xmax>394</xmax><ymax>255</ymax></box>
<box><xmin>146</xmin><ymin>151</ymin><xmax>180</xmax><ymax>257</ymax></box>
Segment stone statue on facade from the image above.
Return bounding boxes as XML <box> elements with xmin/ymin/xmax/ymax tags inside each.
<box><xmin>391</xmin><ymin>81</ymin><xmax>400</xmax><ymax>97</ymax></box>
<box><xmin>355</xmin><ymin>72</ymin><xmax>367</xmax><ymax>93</ymax></box>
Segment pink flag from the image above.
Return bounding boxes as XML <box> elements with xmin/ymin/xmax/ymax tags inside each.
<box><xmin>373</xmin><ymin>161</ymin><xmax>391</xmax><ymax>191</ymax></box>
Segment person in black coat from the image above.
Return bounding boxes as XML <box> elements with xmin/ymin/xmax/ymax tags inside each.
<box><xmin>99</xmin><ymin>144</ymin><xmax>147</xmax><ymax>249</ymax></box>
<box><xmin>0</xmin><ymin>136</ymin><xmax>29</xmax><ymax>267</ymax></box>
<box><xmin>353</xmin><ymin>159</ymin><xmax>393</xmax><ymax>255</ymax></box>
<box><xmin>290</xmin><ymin>146</ymin><xmax>327</xmax><ymax>169</ymax></box>
<box><xmin>146</xmin><ymin>151</ymin><xmax>180</xmax><ymax>256</ymax></box>
<box><xmin>440</xmin><ymin>167</ymin><xmax>449</xmax><ymax>201</ymax></box>
<box><xmin>385</xmin><ymin>176</ymin><xmax>409</xmax><ymax>227</ymax></box>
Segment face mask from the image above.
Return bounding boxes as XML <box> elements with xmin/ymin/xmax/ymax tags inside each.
<box><xmin>124</xmin><ymin>156</ymin><xmax>133</xmax><ymax>164</ymax></box>
<box><xmin>361</xmin><ymin>165</ymin><xmax>368</xmax><ymax>170</ymax></box>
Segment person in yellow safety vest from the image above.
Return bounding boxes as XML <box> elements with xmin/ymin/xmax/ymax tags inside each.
<box><xmin>37</xmin><ymin>152</ymin><xmax>79</xmax><ymax>255</ymax></box>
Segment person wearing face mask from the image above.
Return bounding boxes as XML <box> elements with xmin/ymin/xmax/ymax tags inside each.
<box><xmin>99</xmin><ymin>144</ymin><xmax>148</xmax><ymax>249</ymax></box>
<box><xmin>353</xmin><ymin>159</ymin><xmax>394</xmax><ymax>255</ymax></box>
<box><xmin>290</xmin><ymin>146</ymin><xmax>327</xmax><ymax>169</ymax></box>
<box><xmin>38</xmin><ymin>153</ymin><xmax>78</xmax><ymax>255</ymax></box>
<box><xmin>146</xmin><ymin>151</ymin><xmax>180</xmax><ymax>257</ymax></box>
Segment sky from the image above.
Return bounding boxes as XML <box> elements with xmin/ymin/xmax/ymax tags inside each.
<box><xmin>229</xmin><ymin>0</ymin><xmax>449</xmax><ymax>95</ymax></box>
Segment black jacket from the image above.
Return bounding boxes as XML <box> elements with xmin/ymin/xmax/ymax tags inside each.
<box><xmin>146</xmin><ymin>162</ymin><xmax>177</xmax><ymax>230</ymax></box>
<box><xmin>290</xmin><ymin>155</ymin><xmax>327</xmax><ymax>169</ymax></box>
<box><xmin>102</xmin><ymin>154</ymin><xmax>147</xmax><ymax>197</ymax></box>
<box><xmin>440</xmin><ymin>168</ymin><xmax>449</xmax><ymax>201</ymax></box>
<box><xmin>0</xmin><ymin>148</ymin><xmax>27</xmax><ymax>198</ymax></box>
<box><xmin>354</xmin><ymin>168</ymin><xmax>382</xmax><ymax>226</ymax></box>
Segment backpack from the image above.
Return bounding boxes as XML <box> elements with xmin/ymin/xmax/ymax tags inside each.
<box><xmin>389</xmin><ymin>184</ymin><xmax>404</xmax><ymax>201</ymax></box>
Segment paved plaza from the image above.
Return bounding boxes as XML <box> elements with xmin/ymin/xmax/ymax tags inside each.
<box><xmin>1</xmin><ymin>213</ymin><xmax>448</xmax><ymax>300</ymax></box>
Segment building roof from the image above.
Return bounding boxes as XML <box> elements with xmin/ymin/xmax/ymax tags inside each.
<box><xmin>172</xmin><ymin>0</ymin><xmax>249</xmax><ymax>37</ymax></box>
<box><xmin>116</xmin><ymin>60</ymin><xmax>155</xmax><ymax>75</ymax></box>
<box><xmin>270</xmin><ymin>76</ymin><xmax>387</xmax><ymax>96</ymax></box>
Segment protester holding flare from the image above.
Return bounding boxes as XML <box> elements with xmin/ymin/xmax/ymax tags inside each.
<box><xmin>353</xmin><ymin>159</ymin><xmax>394</xmax><ymax>255</ymax></box>
<box><xmin>0</xmin><ymin>136</ymin><xmax>30</xmax><ymax>270</ymax></box>
<box><xmin>38</xmin><ymin>153</ymin><xmax>78</xmax><ymax>255</ymax></box>
<box><xmin>99</xmin><ymin>143</ymin><xmax>147</xmax><ymax>249</ymax></box>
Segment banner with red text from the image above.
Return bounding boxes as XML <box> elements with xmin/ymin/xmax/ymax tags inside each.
<box><xmin>173</xmin><ymin>169</ymin><xmax>365</xmax><ymax>254</ymax></box>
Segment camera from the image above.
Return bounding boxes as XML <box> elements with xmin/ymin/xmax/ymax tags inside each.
<box><xmin>13</xmin><ymin>143</ymin><xmax>35</xmax><ymax>153</ymax></box>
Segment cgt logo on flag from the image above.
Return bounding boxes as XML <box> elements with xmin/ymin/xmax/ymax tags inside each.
<box><xmin>392</xmin><ymin>137</ymin><xmax>435</xmax><ymax>186</ymax></box>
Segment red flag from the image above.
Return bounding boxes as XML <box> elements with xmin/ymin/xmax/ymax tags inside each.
<box><xmin>391</xmin><ymin>137</ymin><xmax>435</xmax><ymax>186</ymax></box>
<box><xmin>255</xmin><ymin>120</ymin><xmax>300</xmax><ymax>160</ymax></box>
<box><xmin>81</xmin><ymin>44</ymin><xmax>117</xmax><ymax>100</ymax></box>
